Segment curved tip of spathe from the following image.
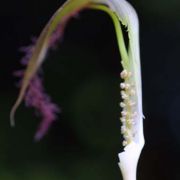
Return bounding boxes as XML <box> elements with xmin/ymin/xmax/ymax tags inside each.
<box><xmin>9</xmin><ymin>101</ymin><xmax>18</xmax><ymax>127</ymax></box>
<box><xmin>10</xmin><ymin>108</ymin><xmax>16</xmax><ymax>127</ymax></box>
<box><xmin>9</xmin><ymin>87</ymin><xmax>26</xmax><ymax>128</ymax></box>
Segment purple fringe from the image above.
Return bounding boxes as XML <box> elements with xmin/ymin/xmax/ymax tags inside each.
<box><xmin>14</xmin><ymin>30</ymin><xmax>64</xmax><ymax>140</ymax></box>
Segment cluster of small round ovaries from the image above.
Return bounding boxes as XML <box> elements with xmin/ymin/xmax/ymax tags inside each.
<box><xmin>120</xmin><ymin>69</ymin><xmax>137</xmax><ymax>146</ymax></box>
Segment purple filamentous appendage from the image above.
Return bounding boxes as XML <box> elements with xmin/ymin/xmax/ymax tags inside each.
<box><xmin>14</xmin><ymin>13</ymin><xmax>78</xmax><ymax>140</ymax></box>
<box><xmin>25</xmin><ymin>75</ymin><xmax>60</xmax><ymax>141</ymax></box>
<box><xmin>14</xmin><ymin>33</ymin><xmax>63</xmax><ymax>141</ymax></box>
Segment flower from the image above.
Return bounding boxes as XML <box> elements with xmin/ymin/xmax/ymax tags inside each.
<box><xmin>11</xmin><ymin>0</ymin><xmax>144</xmax><ymax>179</ymax></box>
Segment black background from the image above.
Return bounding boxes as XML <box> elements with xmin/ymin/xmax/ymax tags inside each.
<box><xmin>0</xmin><ymin>0</ymin><xmax>180</xmax><ymax>179</ymax></box>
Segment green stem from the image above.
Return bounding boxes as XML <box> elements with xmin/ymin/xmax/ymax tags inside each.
<box><xmin>88</xmin><ymin>4</ymin><xmax>129</xmax><ymax>69</ymax></box>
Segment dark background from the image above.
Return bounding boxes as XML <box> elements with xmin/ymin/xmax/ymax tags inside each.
<box><xmin>0</xmin><ymin>0</ymin><xmax>180</xmax><ymax>179</ymax></box>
